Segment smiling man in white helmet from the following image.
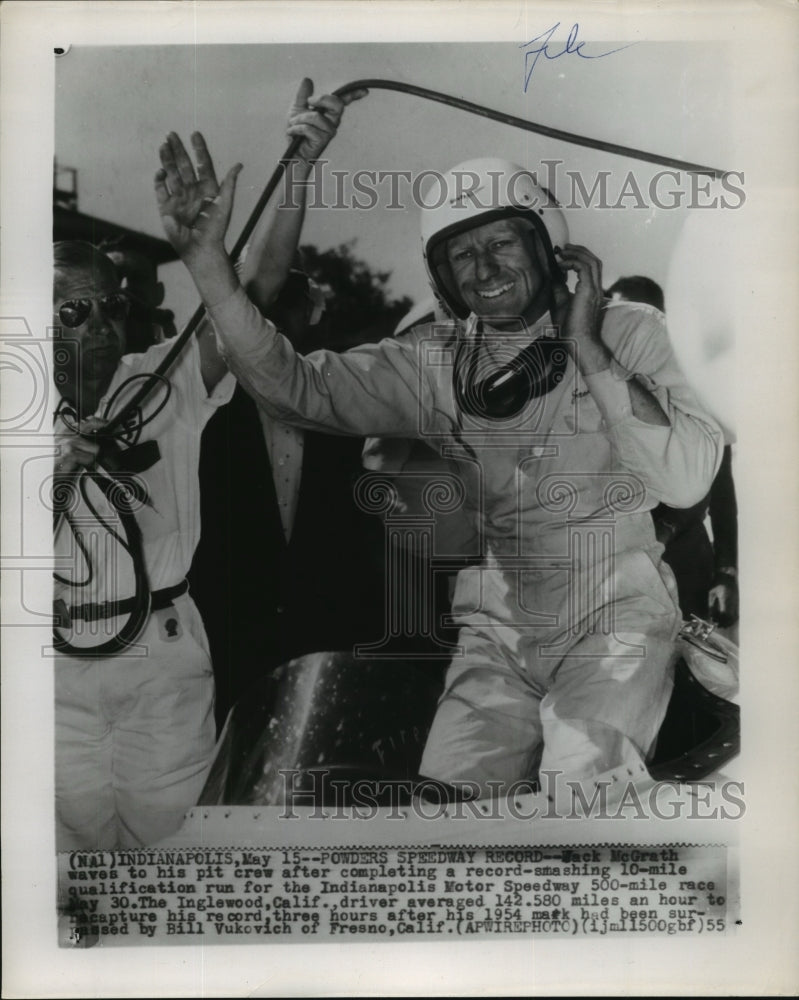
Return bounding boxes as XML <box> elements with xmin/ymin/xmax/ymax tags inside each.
<box><xmin>156</xmin><ymin>133</ymin><xmax>724</xmax><ymax>803</ymax></box>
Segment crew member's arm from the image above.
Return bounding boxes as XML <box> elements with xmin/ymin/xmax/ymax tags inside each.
<box><xmin>239</xmin><ymin>78</ymin><xmax>367</xmax><ymax>311</ymax></box>
<box><xmin>155</xmin><ymin>132</ymin><xmax>427</xmax><ymax>438</ymax></box>
<box><xmin>554</xmin><ymin>244</ymin><xmax>723</xmax><ymax>507</ymax></box>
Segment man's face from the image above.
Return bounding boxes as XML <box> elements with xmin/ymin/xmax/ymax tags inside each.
<box><xmin>446</xmin><ymin>217</ymin><xmax>549</xmax><ymax>324</ymax></box>
<box><xmin>53</xmin><ymin>260</ymin><xmax>127</xmax><ymax>415</ymax></box>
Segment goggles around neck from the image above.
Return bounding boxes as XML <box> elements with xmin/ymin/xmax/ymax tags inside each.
<box><xmin>56</xmin><ymin>293</ymin><xmax>130</xmax><ymax>329</ymax></box>
<box><xmin>453</xmin><ymin>293</ymin><xmax>571</xmax><ymax>421</ymax></box>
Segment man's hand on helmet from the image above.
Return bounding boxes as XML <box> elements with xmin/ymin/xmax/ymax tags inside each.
<box><xmin>551</xmin><ymin>244</ymin><xmax>606</xmax><ymax>351</ymax></box>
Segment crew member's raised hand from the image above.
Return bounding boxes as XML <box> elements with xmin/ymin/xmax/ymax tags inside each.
<box><xmin>155</xmin><ymin>132</ymin><xmax>242</xmax><ymax>262</ymax></box>
<box><xmin>287</xmin><ymin>77</ymin><xmax>368</xmax><ymax>165</ymax></box>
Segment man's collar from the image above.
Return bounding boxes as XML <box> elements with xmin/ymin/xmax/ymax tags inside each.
<box><xmin>464</xmin><ymin>310</ymin><xmax>555</xmax><ymax>341</ymax></box>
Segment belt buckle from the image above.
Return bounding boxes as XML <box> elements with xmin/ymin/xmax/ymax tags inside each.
<box><xmin>84</xmin><ymin>600</ymin><xmax>111</xmax><ymax>623</ymax></box>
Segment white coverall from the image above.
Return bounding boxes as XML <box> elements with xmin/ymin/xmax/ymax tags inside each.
<box><xmin>207</xmin><ymin>288</ymin><xmax>722</xmax><ymax>795</ymax></box>
<box><xmin>54</xmin><ymin>338</ymin><xmax>235</xmax><ymax>850</ymax></box>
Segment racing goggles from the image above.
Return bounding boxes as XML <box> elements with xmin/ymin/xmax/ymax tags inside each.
<box><xmin>56</xmin><ymin>293</ymin><xmax>130</xmax><ymax>329</ymax></box>
<box><xmin>454</xmin><ymin>328</ymin><xmax>570</xmax><ymax>419</ymax></box>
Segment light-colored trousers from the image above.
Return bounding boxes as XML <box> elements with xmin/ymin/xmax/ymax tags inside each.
<box><xmin>55</xmin><ymin>594</ymin><xmax>215</xmax><ymax>851</ymax></box>
<box><xmin>420</xmin><ymin>547</ymin><xmax>680</xmax><ymax>796</ymax></box>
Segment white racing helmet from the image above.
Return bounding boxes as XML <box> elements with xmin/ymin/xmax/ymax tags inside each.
<box><xmin>420</xmin><ymin>158</ymin><xmax>569</xmax><ymax>319</ymax></box>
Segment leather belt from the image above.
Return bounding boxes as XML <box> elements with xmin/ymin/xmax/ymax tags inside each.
<box><xmin>62</xmin><ymin>579</ymin><xmax>189</xmax><ymax>625</ymax></box>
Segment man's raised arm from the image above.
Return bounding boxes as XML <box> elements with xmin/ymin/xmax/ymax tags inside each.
<box><xmin>177</xmin><ymin>79</ymin><xmax>365</xmax><ymax>385</ymax></box>
<box><xmin>155</xmin><ymin>129</ymin><xmax>427</xmax><ymax>439</ymax></box>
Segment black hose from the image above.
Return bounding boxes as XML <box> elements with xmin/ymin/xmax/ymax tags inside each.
<box><xmin>53</xmin><ymin>470</ymin><xmax>152</xmax><ymax>657</ymax></box>
<box><xmin>335</xmin><ymin>79</ymin><xmax>728</xmax><ymax>178</ymax></box>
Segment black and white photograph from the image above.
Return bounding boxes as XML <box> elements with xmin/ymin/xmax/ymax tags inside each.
<box><xmin>1</xmin><ymin>1</ymin><xmax>797</xmax><ymax>996</ymax></box>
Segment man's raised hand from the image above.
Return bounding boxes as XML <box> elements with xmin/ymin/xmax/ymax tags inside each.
<box><xmin>155</xmin><ymin>132</ymin><xmax>242</xmax><ymax>261</ymax></box>
<box><xmin>287</xmin><ymin>77</ymin><xmax>368</xmax><ymax>165</ymax></box>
